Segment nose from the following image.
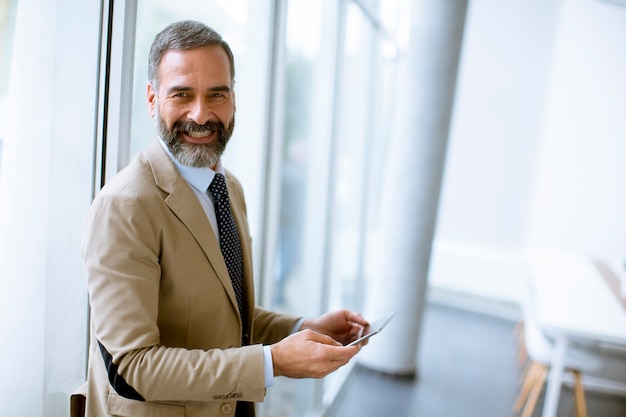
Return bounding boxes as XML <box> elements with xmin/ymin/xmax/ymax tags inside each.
<box><xmin>187</xmin><ymin>97</ymin><xmax>213</xmax><ymax>125</ymax></box>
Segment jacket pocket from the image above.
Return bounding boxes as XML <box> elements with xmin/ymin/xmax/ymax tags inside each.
<box><xmin>107</xmin><ymin>390</ymin><xmax>185</xmax><ymax>417</ymax></box>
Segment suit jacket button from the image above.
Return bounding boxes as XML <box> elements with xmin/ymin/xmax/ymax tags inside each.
<box><xmin>221</xmin><ymin>403</ymin><xmax>233</xmax><ymax>414</ymax></box>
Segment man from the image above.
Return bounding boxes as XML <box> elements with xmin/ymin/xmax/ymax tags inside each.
<box><xmin>80</xmin><ymin>20</ymin><xmax>368</xmax><ymax>417</ymax></box>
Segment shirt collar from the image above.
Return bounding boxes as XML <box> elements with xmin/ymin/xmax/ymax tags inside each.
<box><xmin>158</xmin><ymin>137</ymin><xmax>225</xmax><ymax>192</ymax></box>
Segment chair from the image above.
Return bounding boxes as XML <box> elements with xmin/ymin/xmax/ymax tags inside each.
<box><xmin>513</xmin><ymin>275</ymin><xmax>602</xmax><ymax>417</ymax></box>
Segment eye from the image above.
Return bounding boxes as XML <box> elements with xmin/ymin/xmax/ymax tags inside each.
<box><xmin>173</xmin><ymin>92</ymin><xmax>189</xmax><ymax>98</ymax></box>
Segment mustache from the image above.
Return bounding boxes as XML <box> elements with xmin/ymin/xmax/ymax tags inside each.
<box><xmin>171</xmin><ymin>119</ymin><xmax>226</xmax><ymax>136</ymax></box>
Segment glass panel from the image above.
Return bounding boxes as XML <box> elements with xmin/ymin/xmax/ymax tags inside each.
<box><xmin>327</xmin><ymin>2</ymin><xmax>374</xmax><ymax>315</ymax></box>
<box><xmin>261</xmin><ymin>1</ymin><xmax>338</xmax><ymax>415</ymax></box>
<box><xmin>318</xmin><ymin>2</ymin><xmax>375</xmax><ymax>400</ymax></box>
<box><xmin>270</xmin><ymin>0</ymin><xmax>330</xmax><ymax>315</ymax></box>
<box><xmin>363</xmin><ymin>0</ymin><xmax>406</xmax><ymax>252</ymax></box>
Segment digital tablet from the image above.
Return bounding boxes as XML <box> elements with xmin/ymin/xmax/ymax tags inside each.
<box><xmin>346</xmin><ymin>311</ymin><xmax>396</xmax><ymax>346</ymax></box>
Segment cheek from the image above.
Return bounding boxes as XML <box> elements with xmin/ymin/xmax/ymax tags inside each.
<box><xmin>219</xmin><ymin>106</ymin><xmax>236</xmax><ymax>127</ymax></box>
<box><xmin>159</xmin><ymin>103</ymin><xmax>185</xmax><ymax>127</ymax></box>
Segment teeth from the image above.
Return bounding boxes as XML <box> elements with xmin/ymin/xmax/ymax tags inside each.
<box><xmin>187</xmin><ymin>130</ymin><xmax>212</xmax><ymax>138</ymax></box>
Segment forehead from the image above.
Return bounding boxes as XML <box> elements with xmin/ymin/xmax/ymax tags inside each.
<box><xmin>158</xmin><ymin>45</ymin><xmax>233</xmax><ymax>88</ymax></box>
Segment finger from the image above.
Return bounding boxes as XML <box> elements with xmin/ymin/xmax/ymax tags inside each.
<box><xmin>352</xmin><ymin>323</ymin><xmax>364</xmax><ymax>338</ymax></box>
<box><xmin>334</xmin><ymin>344</ymin><xmax>361</xmax><ymax>361</ymax></box>
<box><xmin>309</xmin><ymin>333</ymin><xmax>361</xmax><ymax>357</ymax></box>
<box><xmin>317</xmin><ymin>343</ymin><xmax>360</xmax><ymax>364</ymax></box>
<box><xmin>344</xmin><ymin>310</ymin><xmax>368</xmax><ymax>327</ymax></box>
<box><xmin>302</xmin><ymin>329</ymin><xmax>343</xmax><ymax>346</ymax></box>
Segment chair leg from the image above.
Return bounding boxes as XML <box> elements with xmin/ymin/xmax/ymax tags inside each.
<box><xmin>515</xmin><ymin>322</ymin><xmax>528</xmax><ymax>368</ymax></box>
<box><xmin>517</xmin><ymin>360</ymin><xmax>529</xmax><ymax>386</ymax></box>
<box><xmin>522</xmin><ymin>363</ymin><xmax>548</xmax><ymax>417</ymax></box>
<box><xmin>517</xmin><ymin>337</ymin><xmax>528</xmax><ymax>368</ymax></box>
<box><xmin>513</xmin><ymin>361</ymin><xmax>540</xmax><ymax>412</ymax></box>
<box><xmin>572</xmin><ymin>370</ymin><xmax>587</xmax><ymax>417</ymax></box>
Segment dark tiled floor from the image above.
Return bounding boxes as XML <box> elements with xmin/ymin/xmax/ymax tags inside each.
<box><xmin>327</xmin><ymin>303</ymin><xmax>626</xmax><ymax>417</ymax></box>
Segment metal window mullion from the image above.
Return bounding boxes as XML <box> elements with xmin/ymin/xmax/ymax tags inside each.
<box><xmin>96</xmin><ymin>0</ymin><xmax>138</xmax><ymax>189</ymax></box>
<box><xmin>93</xmin><ymin>0</ymin><xmax>112</xmax><ymax>194</ymax></box>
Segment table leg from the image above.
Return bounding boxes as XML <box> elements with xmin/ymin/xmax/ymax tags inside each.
<box><xmin>542</xmin><ymin>334</ymin><xmax>568</xmax><ymax>417</ymax></box>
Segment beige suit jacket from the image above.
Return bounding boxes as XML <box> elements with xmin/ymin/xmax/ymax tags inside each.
<box><xmin>80</xmin><ymin>140</ymin><xmax>298</xmax><ymax>417</ymax></box>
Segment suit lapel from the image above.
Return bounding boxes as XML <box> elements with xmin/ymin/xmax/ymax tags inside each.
<box><xmin>145</xmin><ymin>141</ymin><xmax>241</xmax><ymax>320</ymax></box>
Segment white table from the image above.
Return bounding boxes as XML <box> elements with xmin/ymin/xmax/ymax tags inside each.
<box><xmin>525</xmin><ymin>247</ymin><xmax>626</xmax><ymax>417</ymax></box>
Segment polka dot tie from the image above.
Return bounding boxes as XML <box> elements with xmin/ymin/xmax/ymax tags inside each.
<box><xmin>209</xmin><ymin>173</ymin><xmax>245</xmax><ymax>326</ymax></box>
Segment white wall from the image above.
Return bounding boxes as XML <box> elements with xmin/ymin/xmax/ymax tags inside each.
<box><xmin>430</xmin><ymin>0</ymin><xmax>626</xmax><ymax>305</ymax></box>
<box><xmin>429</xmin><ymin>0</ymin><xmax>562</xmax><ymax>303</ymax></box>
<box><xmin>528</xmin><ymin>0</ymin><xmax>626</xmax><ymax>258</ymax></box>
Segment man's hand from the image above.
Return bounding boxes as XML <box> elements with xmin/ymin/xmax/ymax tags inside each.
<box><xmin>299</xmin><ymin>309</ymin><xmax>369</xmax><ymax>346</ymax></box>
<box><xmin>270</xmin><ymin>329</ymin><xmax>360</xmax><ymax>379</ymax></box>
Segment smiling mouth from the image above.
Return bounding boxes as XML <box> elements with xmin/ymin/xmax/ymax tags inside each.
<box><xmin>183</xmin><ymin>128</ymin><xmax>216</xmax><ymax>143</ymax></box>
<box><xmin>186</xmin><ymin>129</ymin><xmax>213</xmax><ymax>138</ymax></box>
<box><xmin>172</xmin><ymin>119</ymin><xmax>224</xmax><ymax>144</ymax></box>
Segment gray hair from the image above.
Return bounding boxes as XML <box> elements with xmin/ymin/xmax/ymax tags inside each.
<box><xmin>148</xmin><ymin>20</ymin><xmax>235</xmax><ymax>89</ymax></box>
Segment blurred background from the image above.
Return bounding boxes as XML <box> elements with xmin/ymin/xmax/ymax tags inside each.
<box><xmin>0</xmin><ymin>0</ymin><xmax>625</xmax><ymax>416</ymax></box>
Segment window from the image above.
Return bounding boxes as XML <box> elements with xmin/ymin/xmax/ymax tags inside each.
<box><xmin>266</xmin><ymin>0</ymin><xmax>408</xmax><ymax>414</ymax></box>
<box><xmin>261</xmin><ymin>2</ymin><xmax>338</xmax><ymax>414</ymax></box>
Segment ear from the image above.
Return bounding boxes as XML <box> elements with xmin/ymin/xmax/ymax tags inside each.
<box><xmin>147</xmin><ymin>82</ymin><xmax>157</xmax><ymax>118</ymax></box>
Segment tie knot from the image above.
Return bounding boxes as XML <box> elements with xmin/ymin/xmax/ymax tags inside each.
<box><xmin>209</xmin><ymin>173</ymin><xmax>228</xmax><ymax>199</ymax></box>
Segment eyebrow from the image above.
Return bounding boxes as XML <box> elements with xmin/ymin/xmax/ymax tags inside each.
<box><xmin>208</xmin><ymin>85</ymin><xmax>232</xmax><ymax>93</ymax></box>
<box><xmin>165</xmin><ymin>85</ymin><xmax>232</xmax><ymax>95</ymax></box>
